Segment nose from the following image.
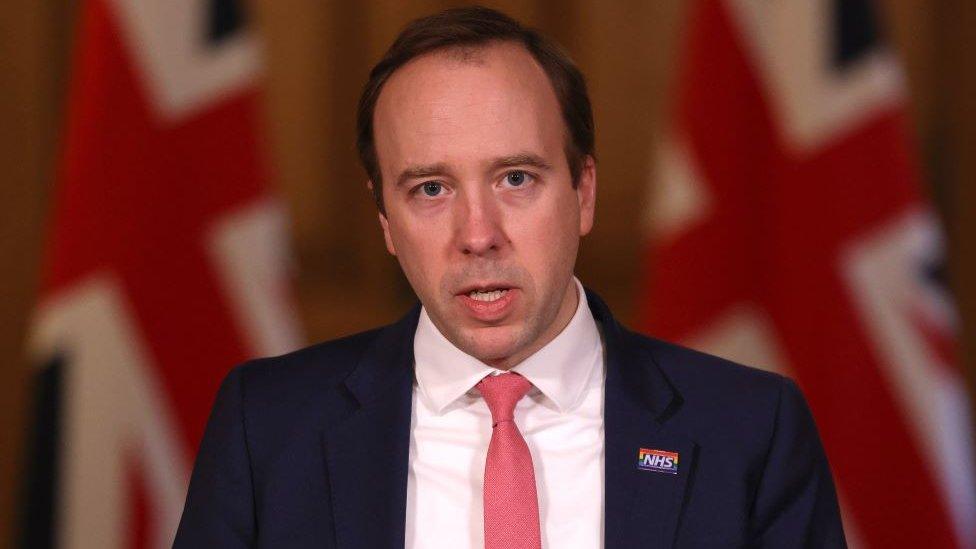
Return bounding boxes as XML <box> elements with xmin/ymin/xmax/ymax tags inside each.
<box><xmin>454</xmin><ymin>186</ymin><xmax>506</xmax><ymax>257</ymax></box>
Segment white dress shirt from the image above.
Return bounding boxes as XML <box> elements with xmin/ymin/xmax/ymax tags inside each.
<box><xmin>405</xmin><ymin>278</ymin><xmax>606</xmax><ymax>549</ymax></box>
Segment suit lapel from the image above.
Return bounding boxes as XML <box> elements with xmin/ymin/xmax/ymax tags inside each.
<box><xmin>587</xmin><ymin>291</ymin><xmax>698</xmax><ymax>549</ymax></box>
<box><xmin>321</xmin><ymin>306</ymin><xmax>419</xmax><ymax>549</ymax></box>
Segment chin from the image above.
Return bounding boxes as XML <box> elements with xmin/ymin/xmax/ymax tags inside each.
<box><xmin>454</xmin><ymin>323</ymin><xmax>526</xmax><ymax>364</ymax></box>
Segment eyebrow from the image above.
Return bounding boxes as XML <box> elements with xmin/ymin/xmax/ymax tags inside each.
<box><xmin>394</xmin><ymin>153</ymin><xmax>553</xmax><ymax>188</ymax></box>
<box><xmin>488</xmin><ymin>153</ymin><xmax>553</xmax><ymax>173</ymax></box>
<box><xmin>395</xmin><ymin>163</ymin><xmax>450</xmax><ymax>188</ymax></box>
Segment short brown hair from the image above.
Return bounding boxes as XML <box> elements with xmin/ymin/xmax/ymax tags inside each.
<box><xmin>356</xmin><ymin>5</ymin><xmax>594</xmax><ymax>213</ymax></box>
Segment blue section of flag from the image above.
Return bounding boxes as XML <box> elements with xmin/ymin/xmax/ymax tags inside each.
<box><xmin>19</xmin><ymin>354</ymin><xmax>66</xmax><ymax>548</ymax></box>
<box><xmin>833</xmin><ymin>0</ymin><xmax>881</xmax><ymax>68</ymax></box>
<box><xmin>208</xmin><ymin>0</ymin><xmax>245</xmax><ymax>44</ymax></box>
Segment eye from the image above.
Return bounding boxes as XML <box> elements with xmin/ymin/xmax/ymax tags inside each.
<box><xmin>504</xmin><ymin>170</ymin><xmax>530</xmax><ymax>187</ymax></box>
<box><xmin>420</xmin><ymin>181</ymin><xmax>443</xmax><ymax>197</ymax></box>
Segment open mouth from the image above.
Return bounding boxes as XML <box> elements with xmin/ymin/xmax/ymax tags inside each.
<box><xmin>466</xmin><ymin>288</ymin><xmax>510</xmax><ymax>302</ymax></box>
<box><xmin>455</xmin><ymin>284</ymin><xmax>518</xmax><ymax>320</ymax></box>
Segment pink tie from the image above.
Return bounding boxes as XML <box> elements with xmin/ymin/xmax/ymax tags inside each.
<box><xmin>476</xmin><ymin>373</ymin><xmax>542</xmax><ymax>549</ymax></box>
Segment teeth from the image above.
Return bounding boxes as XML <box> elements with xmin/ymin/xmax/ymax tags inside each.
<box><xmin>468</xmin><ymin>289</ymin><xmax>509</xmax><ymax>302</ymax></box>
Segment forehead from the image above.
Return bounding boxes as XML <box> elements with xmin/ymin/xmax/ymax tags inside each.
<box><xmin>373</xmin><ymin>41</ymin><xmax>566</xmax><ymax>177</ymax></box>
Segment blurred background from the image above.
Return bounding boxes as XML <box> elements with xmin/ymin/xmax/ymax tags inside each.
<box><xmin>1</xmin><ymin>0</ymin><xmax>974</xmax><ymax>547</ymax></box>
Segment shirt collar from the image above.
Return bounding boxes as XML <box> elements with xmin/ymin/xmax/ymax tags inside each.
<box><xmin>413</xmin><ymin>277</ymin><xmax>603</xmax><ymax>414</ymax></box>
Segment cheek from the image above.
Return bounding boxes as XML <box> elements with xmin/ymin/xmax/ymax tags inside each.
<box><xmin>509</xmin><ymin>193</ymin><xmax>580</xmax><ymax>276</ymax></box>
<box><xmin>389</xmin><ymin>215</ymin><xmax>448</xmax><ymax>289</ymax></box>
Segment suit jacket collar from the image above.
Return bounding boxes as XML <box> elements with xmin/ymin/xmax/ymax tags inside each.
<box><xmin>584</xmin><ymin>289</ymin><xmax>680</xmax><ymax>420</ymax></box>
<box><xmin>342</xmin><ymin>304</ymin><xmax>420</xmax><ymax>406</ymax></box>
<box><xmin>322</xmin><ymin>289</ymin><xmax>696</xmax><ymax>548</ymax></box>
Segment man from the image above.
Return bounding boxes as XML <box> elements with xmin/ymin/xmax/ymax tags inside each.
<box><xmin>175</xmin><ymin>6</ymin><xmax>845</xmax><ymax>548</ymax></box>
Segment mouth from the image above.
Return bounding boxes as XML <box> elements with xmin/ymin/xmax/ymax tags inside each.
<box><xmin>454</xmin><ymin>284</ymin><xmax>519</xmax><ymax>321</ymax></box>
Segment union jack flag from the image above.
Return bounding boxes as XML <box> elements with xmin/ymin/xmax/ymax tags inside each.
<box><xmin>640</xmin><ymin>0</ymin><xmax>975</xmax><ymax>546</ymax></box>
<box><xmin>20</xmin><ymin>0</ymin><xmax>302</xmax><ymax>546</ymax></box>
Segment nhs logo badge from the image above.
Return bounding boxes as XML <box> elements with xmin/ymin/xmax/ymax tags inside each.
<box><xmin>637</xmin><ymin>448</ymin><xmax>679</xmax><ymax>474</ymax></box>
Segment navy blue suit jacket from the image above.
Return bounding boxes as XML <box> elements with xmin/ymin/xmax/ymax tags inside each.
<box><xmin>174</xmin><ymin>290</ymin><xmax>846</xmax><ymax>547</ymax></box>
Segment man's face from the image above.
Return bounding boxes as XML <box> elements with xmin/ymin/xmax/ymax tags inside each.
<box><xmin>372</xmin><ymin>41</ymin><xmax>596</xmax><ymax>368</ymax></box>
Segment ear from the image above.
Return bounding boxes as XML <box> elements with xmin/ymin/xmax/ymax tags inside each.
<box><xmin>367</xmin><ymin>180</ymin><xmax>397</xmax><ymax>256</ymax></box>
<box><xmin>576</xmin><ymin>156</ymin><xmax>597</xmax><ymax>236</ymax></box>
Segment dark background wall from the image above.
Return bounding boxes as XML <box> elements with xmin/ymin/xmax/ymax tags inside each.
<box><xmin>1</xmin><ymin>0</ymin><xmax>974</xmax><ymax>542</ymax></box>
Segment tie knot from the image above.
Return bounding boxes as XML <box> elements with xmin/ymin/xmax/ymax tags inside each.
<box><xmin>476</xmin><ymin>373</ymin><xmax>532</xmax><ymax>424</ymax></box>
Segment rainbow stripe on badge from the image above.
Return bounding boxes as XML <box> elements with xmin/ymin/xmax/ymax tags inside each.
<box><xmin>637</xmin><ymin>448</ymin><xmax>679</xmax><ymax>474</ymax></box>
